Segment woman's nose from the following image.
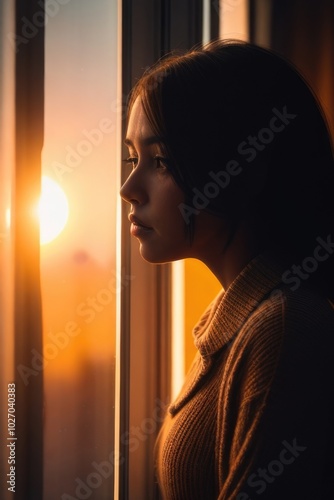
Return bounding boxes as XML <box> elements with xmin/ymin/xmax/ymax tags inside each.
<box><xmin>120</xmin><ymin>178</ymin><xmax>135</xmax><ymax>204</ymax></box>
<box><xmin>120</xmin><ymin>169</ymin><xmax>146</xmax><ymax>206</ymax></box>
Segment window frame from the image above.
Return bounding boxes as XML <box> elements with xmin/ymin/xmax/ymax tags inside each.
<box><xmin>117</xmin><ymin>1</ymin><xmax>206</xmax><ymax>498</ymax></box>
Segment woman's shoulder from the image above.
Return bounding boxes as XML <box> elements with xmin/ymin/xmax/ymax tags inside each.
<box><xmin>244</xmin><ymin>283</ymin><xmax>334</xmax><ymax>365</ymax></box>
<box><xmin>257</xmin><ymin>283</ymin><xmax>334</xmax><ymax>334</ymax></box>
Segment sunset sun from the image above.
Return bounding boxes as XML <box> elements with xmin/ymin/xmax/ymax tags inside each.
<box><xmin>39</xmin><ymin>176</ymin><xmax>69</xmax><ymax>245</ymax></box>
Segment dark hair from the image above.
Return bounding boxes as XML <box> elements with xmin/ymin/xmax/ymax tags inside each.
<box><xmin>127</xmin><ymin>39</ymin><xmax>334</xmax><ymax>300</ymax></box>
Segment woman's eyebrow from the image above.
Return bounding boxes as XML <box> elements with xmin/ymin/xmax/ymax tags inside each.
<box><xmin>124</xmin><ymin>136</ymin><xmax>165</xmax><ymax>147</ymax></box>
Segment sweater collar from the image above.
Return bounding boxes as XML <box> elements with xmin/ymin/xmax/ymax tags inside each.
<box><xmin>193</xmin><ymin>253</ymin><xmax>285</xmax><ymax>357</ymax></box>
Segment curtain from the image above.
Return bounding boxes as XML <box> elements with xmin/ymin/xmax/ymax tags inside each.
<box><xmin>0</xmin><ymin>1</ymin><xmax>44</xmax><ymax>498</ymax></box>
<box><xmin>250</xmin><ymin>0</ymin><xmax>334</xmax><ymax>137</ymax></box>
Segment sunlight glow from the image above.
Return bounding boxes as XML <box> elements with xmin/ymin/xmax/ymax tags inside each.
<box><xmin>39</xmin><ymin>176</ymin><xmax>69</xmax><ymax>245</ymax></box>
<box><xmin>5</xmin><ymin>208</ymin><xmax>11</xmax><ymax>228</ymax></box>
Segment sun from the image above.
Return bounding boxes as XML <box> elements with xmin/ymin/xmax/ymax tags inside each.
<box><xmin>39</xmin><ymin>176</ymin><xmax>69</xmax><ymax>245</ymax></box>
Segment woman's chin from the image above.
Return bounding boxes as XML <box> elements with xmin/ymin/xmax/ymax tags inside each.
<box><xmin>139</xmin><ymin>243</ymin><xmax>182</xmax><ymax>264</ymax></box>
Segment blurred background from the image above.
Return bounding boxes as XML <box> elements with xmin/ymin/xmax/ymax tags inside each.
<box><xmin>0</xmin><ymin>1</ymin><xmax>333</xmax><ymax>499</ymax></box>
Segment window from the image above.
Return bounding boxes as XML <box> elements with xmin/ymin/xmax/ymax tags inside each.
<box><xmin>0</xmin><ymin>1</ymin><xmax>206</xmax><ymax>499</ymax></box>
<box><xmin>41</xmin><ymin>1</ymin><xmax>120</xmax><ymax>498</ymax></box>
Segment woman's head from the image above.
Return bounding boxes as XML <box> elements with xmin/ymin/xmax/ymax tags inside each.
<box><xmin>122</xmin><ymin>40</ymin><xmax>334</xmax><ymax>298</ymax></box>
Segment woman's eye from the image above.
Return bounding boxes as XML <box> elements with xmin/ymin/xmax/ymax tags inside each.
<box><xmin>154</xmin><ymin>156</ymin><xmax>168</xmax><ymax>169</ymax></box>
<box><xmin>123</xmin><ymin>156</ymin><xmax>138</xmax><ymax>168</ymax></box>
<box><xmin>122</xmin><ymin>155</ymin><xmax>169</xmax><ymax>171</ymax></box>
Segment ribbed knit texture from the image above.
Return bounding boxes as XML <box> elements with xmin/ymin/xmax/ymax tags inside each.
<box><xmin>155</xmin><ymin>254</ymin><xmax>334</xmax><ymax>499</ymax></box>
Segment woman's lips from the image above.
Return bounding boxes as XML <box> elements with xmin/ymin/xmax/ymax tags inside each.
<box><xmin>128</xmin><ymin>214</ymin><xmax>153</xmax><ymax>237</ymax></box>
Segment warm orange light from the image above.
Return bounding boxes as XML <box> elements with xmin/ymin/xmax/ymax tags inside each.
<box><xmin>5</xmin><ymin>207</ymin><xmax>11</xmax><ymax>228</ymax></box>
<box><xmin>39</xmin><ymin>176</ymin><xmax>69</xmax><ymax>245</ymax></box>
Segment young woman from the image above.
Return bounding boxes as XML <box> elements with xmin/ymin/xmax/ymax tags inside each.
<box><xmin>120</xmin><ymin>40</ymin><xmax>334</xmax><ymax>499</ymax></box>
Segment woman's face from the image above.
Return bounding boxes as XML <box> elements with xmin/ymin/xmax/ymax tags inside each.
<box><xmin>120</xmin><ymin>97</ymin><xmax>228</xmax><ymax>264</ymax></box>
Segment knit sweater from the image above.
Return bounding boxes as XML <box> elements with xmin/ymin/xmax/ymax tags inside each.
<box><xmin>155</xmin><ymin>254</ymin><xmax>334</xmax><ymax>499</ymax></box>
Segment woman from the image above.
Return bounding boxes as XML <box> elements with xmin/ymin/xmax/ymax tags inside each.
<box><xmin>120</xmin><ymin>40</ymin><xmax>334</xmax><ymax>499</ymax></box>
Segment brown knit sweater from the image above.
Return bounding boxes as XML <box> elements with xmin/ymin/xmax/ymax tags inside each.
<box><xmin>155</xmin><ymin>254</ymin><xmax>334</xmax><ymax>499</ymax></box>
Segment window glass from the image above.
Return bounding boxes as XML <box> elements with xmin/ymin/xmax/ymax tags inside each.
<box><xmin>41</xmin><ymin>1</ymin><xmax>119</xmax><ymax>497</ymax></box>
